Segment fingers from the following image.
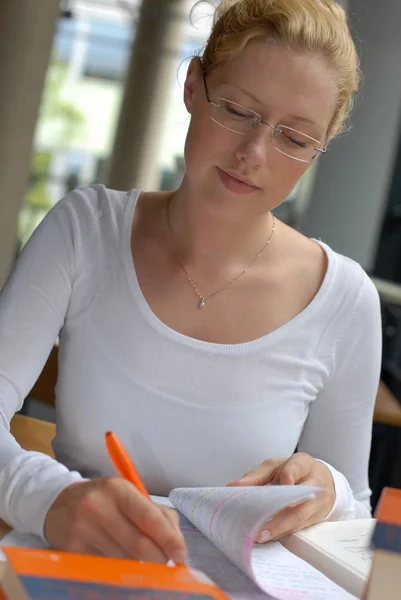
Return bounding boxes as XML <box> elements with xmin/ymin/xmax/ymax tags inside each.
<box><xmin>228</xmin><ymin>454</ymin><xmax>334</xmax><ymax>543</ymax></box>
<box><xmin>227</xmin><ymin>454</ymin><xmax>313</xmax><ymax>487</ymax></box>
<box><xmin>255</xmin><ymin>499</ymin><xmax>315</xmax><ymax>543</ymax></box>
<box><xmin>86</xmin><ymin>493</ymin><xmax>168</xmax><ymax>562</ymax></box>
<box><xmin>65</xmin><ymin>514</ymin><xmax>136</xmax><ymax>559</ymax></box>
<box><xmin>227</xmin><ymin>458</ymin><xmax>285</xmax><ymax>486</ymax></box>
<box><xmin>160</xmin><ymin>506</ymin><xmax>182</xmax><ymax>534</ymax></box>
<box><xmin>273</xmin><ymin>453</ymin><xmax>314</xmax><ymax>486</ymax></box>
<box><xmin>44</xmin><ymin>479</ymin><xmax>188</xmax><ymax>563</ymax></box>
<box><xmin>116</xmin><ymin>480</ymin><xmax>187</xmax><ymax>564</ymax></box>
<box><xmin>254</xmin><ymin>477</ymin><xmax>331</xmax><ymax>543</ymax></box>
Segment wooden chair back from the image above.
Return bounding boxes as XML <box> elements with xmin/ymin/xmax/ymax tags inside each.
<box><xmin>27</xmin><ymin>345</ymin><xmax>58</xmax><ymax>408</ymax></box>
<box><xmin>10</xmin><ymin>414</ymin><xmax>55</xmax><ymax>457</ymax></box>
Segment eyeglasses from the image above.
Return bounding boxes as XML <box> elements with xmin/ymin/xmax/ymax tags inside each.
<box><xmin>202</xmin><ymin>72</ymin><xmax>326</xmax><ymax>163</ymax></box>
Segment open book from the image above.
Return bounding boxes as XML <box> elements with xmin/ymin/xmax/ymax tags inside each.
<box><xmin>281</xmin><ymin>518</ymin><xmax>375</xmax><ymax>597</ymax></box>
<box><xmin>166</xmin><ymin>486</ymin><xmax>374</xmax><ymax>600</ymax></box>
<box><xmin>1</xmin><ymin>485</ymin><xmax>374</xmax><ymax>600</ymax></box>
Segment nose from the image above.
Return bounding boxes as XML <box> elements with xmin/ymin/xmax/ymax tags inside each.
<box><xmin>234</xmin><ymin>126</ymin><xmax>273</xmax><ymax>168</ymax></box>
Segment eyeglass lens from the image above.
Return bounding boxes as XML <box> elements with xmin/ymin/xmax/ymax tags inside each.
<box><xmin>211</xmin><ymin>98</ymin><xmax>319</xmax><ymax>161</ymax></box>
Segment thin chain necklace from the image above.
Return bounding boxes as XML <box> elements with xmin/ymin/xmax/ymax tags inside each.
<box><xmin>166</xmin><ymin>197</ymin><xmax>276</xmax><ymax>309</ymax></box>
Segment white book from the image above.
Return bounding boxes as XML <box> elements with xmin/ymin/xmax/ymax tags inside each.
<box><xmin>1</xmin><ymin>486</ymin><xmax>375</xmax><ymax>600</ymax></box>
<box><xmin>280</xmin><ymin>519</ymin><xmax>375</xmax><ymax>597</ymax></box>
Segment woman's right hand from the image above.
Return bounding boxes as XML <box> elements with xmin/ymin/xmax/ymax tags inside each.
<box><xmin>44</xmin><ymin>478</ymin><xmax>187</xmax><ymax>564</ymax></box>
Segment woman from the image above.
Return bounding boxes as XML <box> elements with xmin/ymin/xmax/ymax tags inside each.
<box><xmin>0</xmin><ymin>0</ymin><xmax>381</xmax><ymax>565</ymax></box>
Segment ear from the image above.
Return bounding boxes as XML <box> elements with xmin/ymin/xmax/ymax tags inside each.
<box><xmin>184</xmin><ymin>57</ymin><xmax>203</xmax><ymax>114</ymax></box>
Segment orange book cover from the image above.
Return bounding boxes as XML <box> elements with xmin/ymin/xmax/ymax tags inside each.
<box><xmin>374</xmin><ymin>487</ymin><xmax>401</xmax><ymax>526</ymax></box>
<box><xmin>1</xmin><ymin>546</ymin><xmax>230</xmax><ymax>600</ymax></box>
<box><xmin>372</xmin><ymin>487</ymin><xmax>401</xmax><ymax>554</ymax></box>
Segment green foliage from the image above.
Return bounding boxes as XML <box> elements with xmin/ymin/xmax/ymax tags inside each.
<box><xmin>39</xmin><ymin>61</ymin><xmax>86</xmax><ymax>144</ymax></box>
<box><xmin>26</xmin><ymin>152</ymin><xmax>53</xmax><ymax>210</ymax></box>
<box><xmin>19</xmin><ymin>60</ymin><xmax>87</xmax><ymax>247</ymax></box>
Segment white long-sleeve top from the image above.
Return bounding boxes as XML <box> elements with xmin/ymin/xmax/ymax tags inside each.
<box><xmin>0</xmin><ymin>185</ymin><xmax>382</xmax><ymax>540</ymax></box>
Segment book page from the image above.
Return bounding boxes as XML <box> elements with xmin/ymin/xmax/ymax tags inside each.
<box><xmin>170</xmin><ymin>486</ymin><xmax>355</xmax><ymax>600</ymax></box>
<box><xmin>179</xmin><ymin>512</ymin><xmax>271</xmax><ymax>600</ymax></box>
<box><xmin>250</xmin><ymin>542</ymin><xmax>355</xmax><ymax>599</ymax></box>
<box><xmin>283</xmin><ymin>520</ymin><xmax>375</xmax><ymax>578</ymax></box>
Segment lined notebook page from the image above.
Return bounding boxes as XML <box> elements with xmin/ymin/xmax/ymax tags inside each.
<box><xmin>180</xmin><ymin>512</ymin><xmax>270</xmax><ymax>600</ymax></box>
<box><xmin>170</xmin><ymin>487</ymin><xmax>355</xmax><ymax>600</ymax></box>
<box><xmin>251</xmin><ymin>543</ymin><xmax>354</xmax><ymax>599</ymax></box>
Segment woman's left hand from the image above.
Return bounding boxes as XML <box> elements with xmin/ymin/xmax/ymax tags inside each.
<box><xmin>227</xmin><ymin>452</ymin><xmax>336</xmax><ymax>543</ymax></box>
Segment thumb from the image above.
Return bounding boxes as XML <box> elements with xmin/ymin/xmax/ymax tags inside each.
<box><xmin>279</xmin><ymin>470</ymin><xmax>295</xmax><ymax>485</ymax></box>
<box><xmin>227</xmin><ymin>461</ymin><xmax>280</xmax><ymax>487</ymax></box>
<box><xmin>277</xmin><ymin>453</ymin><xmax>313</xmax><ymax>486</ymax></box>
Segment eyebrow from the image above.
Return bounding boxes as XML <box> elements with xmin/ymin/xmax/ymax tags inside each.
<box><xmin>221</xmin><ymin>82</ymin><xmax>319</xmax><ymax>128</ymax></box>
<box><xmin>287</xmin><ymin>115</ymin><xmax>319</xmax><ymax>127</ymax></box>
<box><xmin>221</xmin><ymin>82</ymin><xmax>265</xmax><ymax>108</ymax></box>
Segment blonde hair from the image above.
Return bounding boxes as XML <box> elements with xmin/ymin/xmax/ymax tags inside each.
<box><xmin>198</xmin><ymin>0</ymin><xmax>361</xmax><ymax>140</ymax></box>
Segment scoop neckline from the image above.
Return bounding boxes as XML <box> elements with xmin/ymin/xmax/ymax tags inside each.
<box><xmin>122</xmin><ymin>188</ymin><xmax>337</xmax><ymax>355</ymax></box>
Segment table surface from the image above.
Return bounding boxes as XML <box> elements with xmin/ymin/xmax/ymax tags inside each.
<box><xmin>1</xmin><ymin>382</ymin><xmax>401</xmax><ymax>542</ymax></box>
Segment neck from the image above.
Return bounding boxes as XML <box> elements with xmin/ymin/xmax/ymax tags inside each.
<box><xmin>167</xmin><ymin>177</ymin><xmax>275</xmax><ymax>271</ymax></box>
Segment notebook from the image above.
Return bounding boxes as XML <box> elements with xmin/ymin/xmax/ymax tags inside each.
<box><xmin>1</xmin><ymin>485</ymin><xmax>375</xmax><ymax>600</ymax></box>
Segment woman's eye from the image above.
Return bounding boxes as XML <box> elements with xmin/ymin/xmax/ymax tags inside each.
<box><xmin>284</xmin><ymin>135</ymin><xmax>309</xmax><ymax>149</ymax></box>
<box><xmin>223</xmin><ymin>104</ymin><xmax>249</xmax><ymax>119</ymax></box>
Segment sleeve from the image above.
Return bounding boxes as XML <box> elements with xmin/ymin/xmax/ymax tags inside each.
<box><xmin>0</xmin><ymin>187</ymin><xmax>99</xmax><ymax>539</ymax></box>
<box><xmin>297</xmin><ymin>273</ymin><xmax>382</xmax><ymax>520</ymax></box>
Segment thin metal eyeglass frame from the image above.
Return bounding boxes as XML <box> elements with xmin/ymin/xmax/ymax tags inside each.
<box><xmin>202</xmin><ymin>72</ymin><xmax>326</xmax><ymax>163</ymax></box>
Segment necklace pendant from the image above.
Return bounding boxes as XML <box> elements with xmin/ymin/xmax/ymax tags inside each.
<box><xmin>199</xmin><ymin>297</ymin><xmax>205</xmax><ymax>308</ymax></box>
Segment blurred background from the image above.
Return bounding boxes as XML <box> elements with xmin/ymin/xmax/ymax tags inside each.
<box><xmin>1</xmin><ymin>0</ymin><xmax>401</xmax><ymax>509</ymax></box>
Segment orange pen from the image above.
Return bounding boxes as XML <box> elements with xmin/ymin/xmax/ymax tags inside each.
<box><xmin>105</xmin><ymin>431</ymin><xmax>150</xmax><ymax>499</ymax></box>
<box><xmin>105</xmin><ymin>431</ymin><xmax>185</xmax><ymax>565</ymax></box>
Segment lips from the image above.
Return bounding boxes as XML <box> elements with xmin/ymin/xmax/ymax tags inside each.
<box><xmin>217</xmin><ymin>167</ymin><xmax>261</xmax><ymax>195</ymax></box>
<box><xmin>222</xmin><ymin>169</ymin><xmax>260</xmax><ymax>189</ymax></box>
